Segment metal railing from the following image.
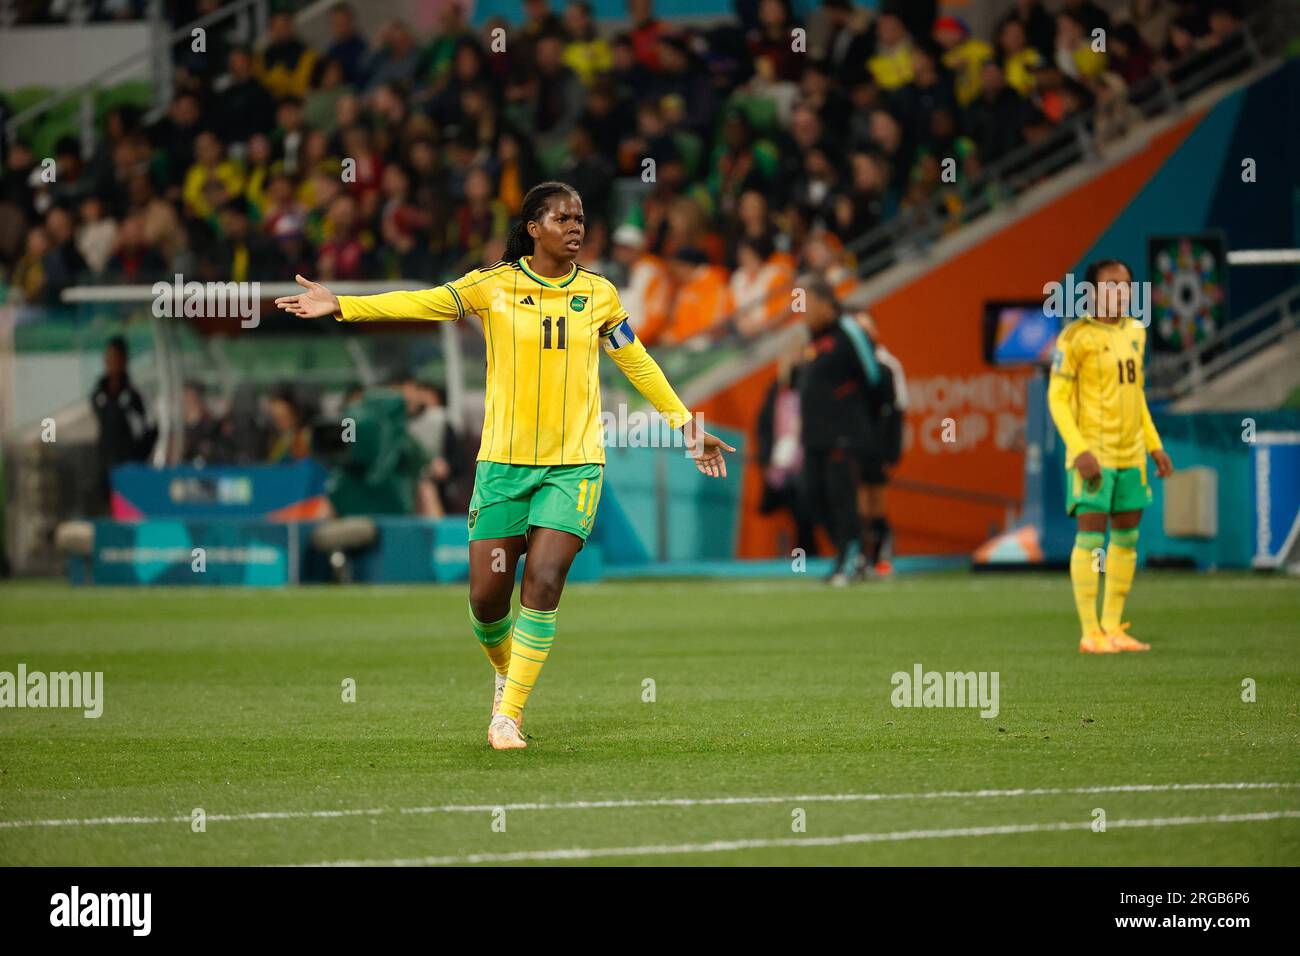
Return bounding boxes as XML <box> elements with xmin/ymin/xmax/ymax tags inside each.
<box><xmin>1147</xmin><ymin>281</ymin><xmax>1300</xmax><ymax>401</ymax></box>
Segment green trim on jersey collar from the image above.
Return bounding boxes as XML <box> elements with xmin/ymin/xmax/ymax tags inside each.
<box><xmin>520</xmin><ymin>257</ymin><xmax>578</xmax><ymax>289</ymax></box>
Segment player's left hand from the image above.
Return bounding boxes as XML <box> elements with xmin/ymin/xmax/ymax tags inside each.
<box><xmin>685</xmin><ymin>427</ymin><xmax>737</xmax><ymax>479</ymax></box>
<box><xmin>1152</xmin><ymin>449</ymin><xmax>1174</xmax><ymax>478</ymax></box>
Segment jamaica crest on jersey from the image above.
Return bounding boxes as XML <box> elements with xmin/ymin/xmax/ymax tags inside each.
<box><xmin>569</xmin><ymin>295</ymin><xmax>588</xmax><ymax>312</ymax></box>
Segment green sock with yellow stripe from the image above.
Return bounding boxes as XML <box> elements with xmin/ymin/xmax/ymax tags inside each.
<box><xmin>469</xmin><ymin>603</ymin><xmax>513</xmax><ymax>676</ymax></box>
<box><xmin>499</xmin><ymin>605</ymin><xmax>557</xmax><ymax>723</ymax></box>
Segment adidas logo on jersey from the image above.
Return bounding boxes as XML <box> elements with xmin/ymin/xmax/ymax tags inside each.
<box><xmin>520</xmin><ymin>295</ymin><xmax>535</xmax><ymax>305</ymax></box>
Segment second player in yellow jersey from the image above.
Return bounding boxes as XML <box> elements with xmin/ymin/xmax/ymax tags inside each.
<box><xmin>1048</xmin><ymin>313</ymin><xmax>1162</xmax><ymax>471</ymax></box>
<box><xmin>1046</xmin><ymin>259</ymin><xmax>1174</xmax><ymax>656</ymax></box>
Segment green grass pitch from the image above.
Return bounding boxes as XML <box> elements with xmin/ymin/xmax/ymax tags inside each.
<box><xmin>1</xmin><ymin>572</ymin><xmax>1297</xmax><ymax>866</ymax></box>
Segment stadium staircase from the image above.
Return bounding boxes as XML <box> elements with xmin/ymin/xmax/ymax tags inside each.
<box><xmin>1156</xmin><ymin>281</ymin><xmax>1300</xmax><ymax>411</ymax></box>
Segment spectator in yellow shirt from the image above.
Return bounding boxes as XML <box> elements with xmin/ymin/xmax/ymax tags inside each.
<box><xmin>998</xmin><ymin>17</ymin><xmax>1045</xmax><ymax>95</ymax></box>
<box><xmin>562</xmin><ymin>1</ymin><xmax>612</xmax><ymax>85</ymax></box>
<box><xmin>182</xmin><ymin>131</ymin><xmax>246</xmax><ymax>219</ymax></box>
<box><xmin>867</xmin><ymin>13</ymin><xmax>914</xmax><ymax>91</ymax></box>
<box><xmin>1056</xmin><ymin>10</ymin><xmax>1108</xmax><ymax>81</ymax></box>
<box><xmin>933</xmin><ymin>15</ymin><xmax>993</xmax><ymax>107</ymax></box>
<box><xmin>255</xmin><ymin>11</ymin><xmax>318</xmax><ymax>100</ymax></box>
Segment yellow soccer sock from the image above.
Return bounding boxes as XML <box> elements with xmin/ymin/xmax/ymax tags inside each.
<box><xmin>499</xmin><ymin>605</ymin><xmax>557</xmax><ymax>722</ymax></box>
<box><xmin>469</xmin><ymin>603</ymin><xmax>513</xmax><ymax>676</ymax></box>
<box><xmin>1070</xmin><ymin>532</ymin><xmax>1105</xmax><ymax>636</ymax></box>
<box><xmin>1101</xmin><ymin>528</ymin><xmax>1139</xmax><ymax>632</ymax></box>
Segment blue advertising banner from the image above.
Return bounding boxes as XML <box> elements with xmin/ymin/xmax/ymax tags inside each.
<box><xmin>91</xmin><ymin>521</ymin><xmax>294</xmax><ymax>586</ymax></box>
<box><xmin>110</xmin><ymin>461</ymin><xmax>328</xmax><ymax>521</ymax></box>
<box><xmin>1252</xmin><ymin>432</ymin><xmax>1300</xmax><ymax>569</ymax></box>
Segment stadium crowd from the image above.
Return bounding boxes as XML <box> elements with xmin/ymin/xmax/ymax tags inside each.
<box><xmin>1</xmin><ymin>0</ymin><xmax>1254</xmax><ymax>348</ymax></box>
<box><xmin>0</xmin><ymin>0</ymin><xmax>1261</xmax><ymax>575</ymax></box>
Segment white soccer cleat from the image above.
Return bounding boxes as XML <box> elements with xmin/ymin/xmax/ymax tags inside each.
<box><xmin>491</xmin><ymin>673</ymin><xmax>506</xmax><ymax>716</ymax></box>
<box><xmin>488</xmin><ymin>713</ymin><xmax>527</xmax><ymax>750</ymax></box>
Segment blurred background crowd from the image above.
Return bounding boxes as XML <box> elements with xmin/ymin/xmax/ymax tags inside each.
<box><xmin>1</xmin><ymin>0</ymin><xmax>1253</xmax><ymax>344</ymax></box>
<box><xmin>0</xmin><ymin>0</ymin><xmax>1268</xmax><ymax>560</ymax></box>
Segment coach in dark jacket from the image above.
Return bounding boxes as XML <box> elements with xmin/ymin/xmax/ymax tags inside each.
<box><xmin>798</xmin><ymin>279</ymin><xmax>880</xmax><ymax>584</ymax></box>
<box><xmin>91</xmin><ymin>336</ymin><xmax>155</xmax><ymax>507</ymax></box>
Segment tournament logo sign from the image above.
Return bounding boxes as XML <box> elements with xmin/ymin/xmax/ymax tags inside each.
<box><xmin>1148</xmin><ymin>233</ymin><xmax>1228</xmax><ymax>352</ymax></box>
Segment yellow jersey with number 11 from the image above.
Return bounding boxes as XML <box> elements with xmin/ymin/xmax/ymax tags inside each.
<box><xmin>334</xmin><ymin>257</ymin><xmax>692</xmax><ymax>466</ymax></box>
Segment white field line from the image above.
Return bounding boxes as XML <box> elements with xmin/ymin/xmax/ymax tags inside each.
<box><xmin>2</xmin><ymin>781</ymin><xmax>1297</xmax><ymax>831</ymax></box>
<box><xmin>297</xmin><ymin>810</ymin><xmax>1300</xmax><ymax>866</ymax></box>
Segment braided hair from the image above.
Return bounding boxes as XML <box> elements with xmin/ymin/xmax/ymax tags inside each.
<box><xmin>502</xmin><ymin>181</ymin><xmax>581</xmax><ymax>263</ymax></box>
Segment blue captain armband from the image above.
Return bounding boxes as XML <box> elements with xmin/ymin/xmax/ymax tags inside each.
<box><xmin>601</xmin><ymin>319</ymin><xmax>636</xmax><ymax>351</ymax></box>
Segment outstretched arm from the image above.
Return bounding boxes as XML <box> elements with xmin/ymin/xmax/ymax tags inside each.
<box><xmin>603</xmin><ymin>320</ymin><xmax>736</xmax><ymax>478</ymax></box>
<box><xmin>274</xmin><ymin>274</ymin><xmax>463</xmax><ymax>322</ymax></box>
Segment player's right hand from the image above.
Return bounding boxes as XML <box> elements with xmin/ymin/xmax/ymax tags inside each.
<box><xmin>1074</xmin><ymin>450</ymin><xmax>1101</xmax><ymax>483</ymax></box>
<box><xmin>274</xmin><ymin>274</ymin><xmax>340</xmax><ymax>319</ymax></box>
<box><xmin>1152</xmin><ymin>448</ymin><xmax>1174</xmax><ymax>478</ymax></box>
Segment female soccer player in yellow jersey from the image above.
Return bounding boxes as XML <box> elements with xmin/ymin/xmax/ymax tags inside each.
<box><xmin>275</xmin><ymin>182</ymin><xmax>735</xmax><ymax>749</ymax></box>
<box><xmin>1048</xmin><ymin>259</ymin><xmax>1174</xmax><ymax>655</ymax></box>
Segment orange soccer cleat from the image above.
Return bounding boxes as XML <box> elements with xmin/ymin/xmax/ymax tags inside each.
<box><xmin>488</xmin><ymin>714</ymin><xmax>527</xmax><ymax>750</ymax></box>
<box><xmin>1079</xmin><ymin>630</ymin><xmax>1117</xmax><ymax>654</ymax></box>
<box><xmin>1105</xmin><ymin>622</ymin><xmax>1150</xmax><ymax>652</ymax></box>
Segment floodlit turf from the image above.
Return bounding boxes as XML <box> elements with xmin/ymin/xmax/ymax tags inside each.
<box><xmin>0</xmin><ymin>572</ymin><xmax>1297</xmax><ymax>866</ymax></box>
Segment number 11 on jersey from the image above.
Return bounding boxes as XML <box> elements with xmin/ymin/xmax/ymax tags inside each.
<box><xmin>542</xmin><ymin>315</ymin><xmax>567</xmax><ymax>349</ymax></box>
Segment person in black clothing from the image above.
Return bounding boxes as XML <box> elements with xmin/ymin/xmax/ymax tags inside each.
<box><xmin>325</xmin><ymin>2</ymin><xmax>369</xmax><ymax>87</ymax></box>
<box><xmin>41</xmin><ymin>205</ymin><xmax>88</xmax><ymax>305</ymax></box>
<box><xmin>1062</xmin><ymin>0</ymin><xmax>1111</xmax><ymax>36</ymax></box>
<box><xmin>819</xmin><ymin>0</ymin><xmax>873</xmax><ymax>86</ymax></box>
<box><xmin>882</xmin><ymin>0</ymin><xmax>937</xmax><ymax>49</ymax></box>
<box><xmin>892</xmin><ymin>44</ymin><xmax>958</xmax><ymax>148</ymax></box>
<box><xmin>756</xmin><ymin>344</ymin><xmax>818</xmax><ymax>557</ymax></box>
<box><xmin>1000</xmin><ymin>0</ymin><xmax>1057</xmax><ymax>62</ymax></box>
<box><xmin>214</xmin><ymin>48</ymin><xmax>276</xmax><ymax>143</ymax></box>
<box><xmin>181</xmin><ymin>382</ymin><xmax>232</xmax><ymax>465</ymax></box>
<box><xmin>966</xmin><ymin>61</ymin><xmax>1032</xmax><ymax>163</ymax></box>
<box><xmin>198</xmin><ymin>199</ymin><xmax>284</xmax><ymax>283</ymax></box>
<box><xmin>797</xmin><ymin>280</ymin><xmax>877</xmax><ymax>585</ymax></box>
<box><xmin>91</xmin><ymin>337</ymin><xmax>156</xmax><ymax>509</ymax></box>
<box><xmin>854</xmin><ymin>312</ymin><xmax>907</xmax><ymax>576</ymax></box>
<box><xmin>147</xmin><ymin>93</ymin><xmax>205</xmax><ymax>193</ymax></box>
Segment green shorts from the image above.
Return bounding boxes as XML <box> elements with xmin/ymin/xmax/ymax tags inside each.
<box><xmin>1066</xmin><ymin>464</ymin><xmax>1152</xmax><ymax>516</ymax></box>
<box><xmin>468</xmin><ymin>461</ymin><xmax>604</xmax><ymax>542</ymax></box>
